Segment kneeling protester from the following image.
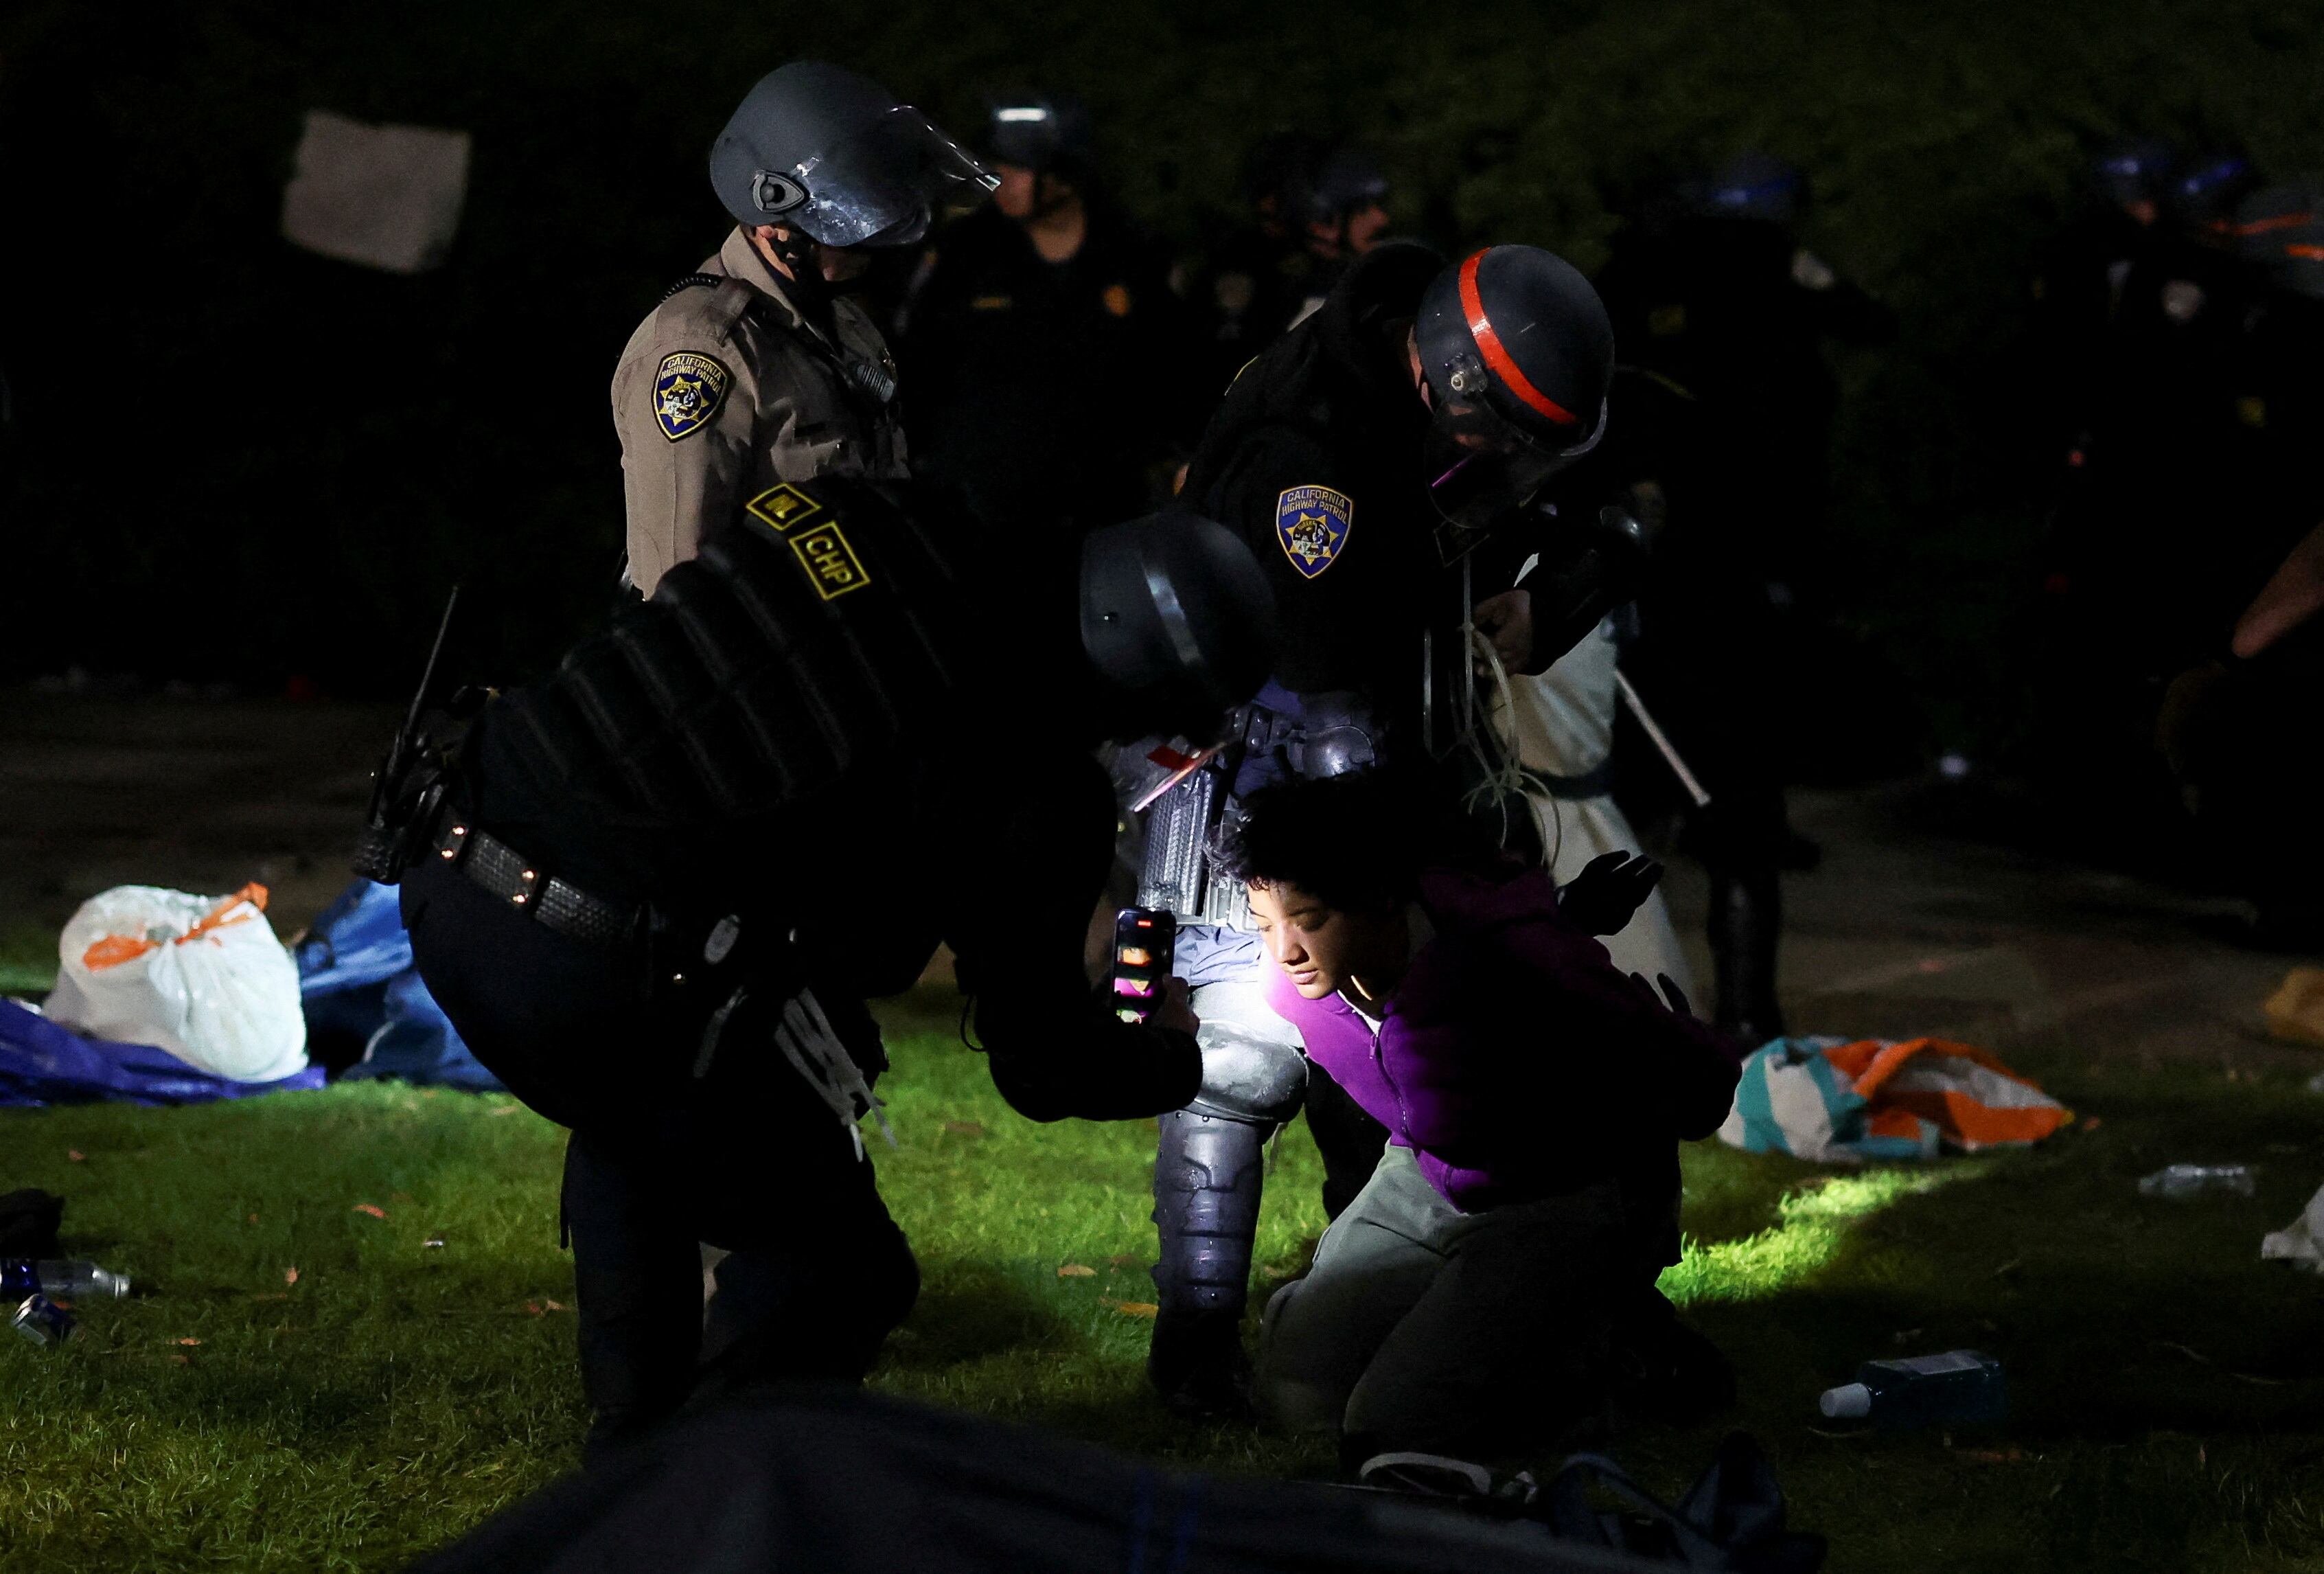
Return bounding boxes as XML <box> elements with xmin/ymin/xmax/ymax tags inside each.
<box><xmin>1219</xmin><ymin>775</ymin><xmax>1744</xmax><ymax>1464</ymax></box>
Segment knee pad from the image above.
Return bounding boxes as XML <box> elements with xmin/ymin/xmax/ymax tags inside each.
<box><xmin>1188</xmin><ymin>977</ymin><xmax>1308</xmax><ymax>1124</ymax></box>
<box><xmin>1190</xmin><ymin>1025</ymin><xmax>1308</xmax><ymax>1124</ymax></box>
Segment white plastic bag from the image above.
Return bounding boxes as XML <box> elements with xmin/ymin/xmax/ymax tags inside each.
<box><xmin>43</xmin><ymin>884</ymin><xmax>309</xmax><ymax>1083</ymax></box>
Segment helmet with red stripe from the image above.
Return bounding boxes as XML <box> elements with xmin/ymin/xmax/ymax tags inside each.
<box><xmin>1413</xmin><ymin>244</ymin><xmax>1614</xmax><ymax>551</ymax></box>
<box><xmin>2232</xmin><ymin>180</ymin><xmax>2324</xmax><ymax>301</ymax></box>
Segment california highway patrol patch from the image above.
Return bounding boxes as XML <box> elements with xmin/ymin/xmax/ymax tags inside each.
<box><xmin>1276</xmin><ymin>484</ymin><xmax>1353</xmax><ymax>579</ymax></box>
<box><xmin>653</xmin><ymin>350</ymin><xmax>731</xmax><ymax>442</ymax></box>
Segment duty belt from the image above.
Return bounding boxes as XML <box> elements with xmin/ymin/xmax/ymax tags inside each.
<box><xmin>428</xmin><ymin>806</ymin><xmax>638</xmax><ymax>947</ymax></box>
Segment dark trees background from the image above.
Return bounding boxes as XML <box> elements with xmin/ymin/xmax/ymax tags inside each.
<box><xmin>3</xmin><ymin>0</ymin><xmax>2321</xmax><ymax>761</ymax></box>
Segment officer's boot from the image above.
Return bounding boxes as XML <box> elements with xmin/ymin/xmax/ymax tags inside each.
<box><xmin>560</xmin><ymin>1134</ymin><xmax>705</xmax><ymax>1468</ymax></box>
<box><xmin>1148</xmin><ymin>1106</ymin><xmax>1273</xmax><ymax>1419</ymax></box>
<box><xmin>1707</xmin><ymin>867</ymin><xmax>1786</xmax><ymax>1045</ymax></box>
<box><xmin>693</xmin><ymin>1226</ymin><xmax>919</xmax><ymax>1402</ymax></box>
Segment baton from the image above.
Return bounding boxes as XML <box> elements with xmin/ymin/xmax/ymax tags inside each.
<box><xmin>1613</xmin><ymin>668</ymin><xmax>1712</xmax><ymax>810</ymax></box>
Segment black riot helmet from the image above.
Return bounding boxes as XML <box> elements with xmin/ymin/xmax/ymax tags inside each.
<box><xmin>2167</xmin><ymin>150</ymin><xmax>2259</xmax><ymax>234</ymax></box>
<box><xmin>2232</xmin><ymin>180</ymin><xmax>2324</xmax><ymax>301</ymax></box>
<box><xmin>1683</xmin><ymin>150</ymin><xmax>1804</xmax><ymax>227</ymax></box>
<box><xmin>1295</xmin><ymin>143</ymin><xmax>1391</xmax><ymax>227</ymax></box>
<box><xmin>983</xmin><ymin>93</ymin><xmax>1095</xmax><ymax>180</ymax></box>
<box><xmin>709</xmin><ymin>62</ymin><xmax>998</xmax><ymax>249</ymax></box>
<box><xmin>1412</xmin><ymin>245</ymin><xmax>1615</xmax><ymax>554</ymax></box>
<box><xmin>1080</xmin><ymin>515</ymin><xmax>1278</xmax><ymax>743</ymax></box>
<box><xmin>2093</xmin><ymin>139</ymin><xmax>2176</xmax><ymax>214</ymax></box>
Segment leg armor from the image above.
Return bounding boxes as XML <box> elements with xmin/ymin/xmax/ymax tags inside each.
<box><xmin>1147</xmin><ymin>979</ymin><xmax>1309</xmax><ymax>1416</ymax></box>
<box><xmin>560</xmin><ymin>1131</ymin><xmax>704</xmax><ymax>1462</ymax></box>
<box><xmin>1707</xmin><ymin>867</ymin><xmax>1786</xmax><ymax>1044</ymax></box>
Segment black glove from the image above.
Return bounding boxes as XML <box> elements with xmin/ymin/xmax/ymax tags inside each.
<box><xmin>1558</xmin><ymin>850</ymin><xmax>1665</xmax><ymax>936</ymax></box>
<box><xmin>1631</xmin><ymin>970</ymin><xmax>1694</xmax><ymax>1018</ymax></box>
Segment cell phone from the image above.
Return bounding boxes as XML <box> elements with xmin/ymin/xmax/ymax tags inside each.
<box><xmin>1112</xmin><ymin>908</ymin><xmax>1177</xmax><ymax>1023</ymax></box>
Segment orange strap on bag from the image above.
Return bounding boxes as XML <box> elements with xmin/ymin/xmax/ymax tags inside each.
<box><xmin>80</xmin><ymin>885</ymin><xmax>270</xmax><ymax>972</ymax></box>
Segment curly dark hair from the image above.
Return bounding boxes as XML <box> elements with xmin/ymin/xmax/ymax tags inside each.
<box><xmin>1208</xmin><ymin>771</ymin><xmax>1430</xmax><ymax>915</ymax></box>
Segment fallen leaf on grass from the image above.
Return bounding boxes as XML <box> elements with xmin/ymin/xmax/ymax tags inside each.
<box><xmin>67</xmin><ymin>1150</ymin><xmax>84</xmax><ymax>1162</ymax></box>
<box><xmin>176</xmin><ymin>1337</ymin><xmax>201</xmax><ymax>1346</ymax></box>
<box><xmin>942</xmin><ymin>1120</ymin><xmax>987</xmax><ymax>1137</ymax></box>
<box><xmin>284</xmin><ymin>1267</ymin><xmax>299</xmax><ymax>1285</ymax></box>
<box><xmin>525</xmin><ymin>1301</ymin><xmax>544</xmax><ymax>1316</ymax></box>
<box><xmin>1955</xmin><ymin>1447</ymin><xmax>2029</xmax><ymax>1465</ymax></box>
<box><xmin>1057</xmin><ymin>1264</ymin><xmax>1096</xmax><ymax>1278</ymax></box>
<box><xmin>352</xmin><ymin>1204</ymin><xmax>387</xmax><ymax>1219</ymax></box>
<box><xmin>246</xmin><ymin>1213</ymin><xmax>260</xmax><ymax>1224</ymax></box>
<box><xmin>1099</xmin><ymin>1297</ymin><xmax>1159</xmax><ymax>1319</ymax></box>
<box><xmin>544</xmin><ymin>1299</ymin><xmax>567</xmax><ymax>1311</ymax></box>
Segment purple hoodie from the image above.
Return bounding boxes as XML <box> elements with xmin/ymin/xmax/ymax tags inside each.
<box><xmin>1264</xmin><ymin>863</ymin><xmax>1743</xmax><ymax>1211</ymax></box>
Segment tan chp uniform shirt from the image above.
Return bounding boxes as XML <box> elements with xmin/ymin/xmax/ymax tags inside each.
<box><xmin>613</xmin><ymin>228</ymin><xmax>908</xmax><ymax>595</ymax></box>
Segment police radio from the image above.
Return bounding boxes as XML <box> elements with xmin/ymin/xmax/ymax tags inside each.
<box><xmin>1112</xmin><ymin>909</ymin><xmax>1177</xmax><ymax>1023</ymax></box>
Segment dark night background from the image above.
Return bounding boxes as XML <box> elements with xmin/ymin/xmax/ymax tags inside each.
<box><xmin>3</xmin><ymin>0</ymin><xmax>2321</xmax><ymax>764</ymax></box>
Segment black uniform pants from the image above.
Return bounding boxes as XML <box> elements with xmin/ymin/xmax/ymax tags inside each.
<box><xmin>402</xmin><ymin>855</ymin><xmax>919</xmax><ymax>1441</ymax></box>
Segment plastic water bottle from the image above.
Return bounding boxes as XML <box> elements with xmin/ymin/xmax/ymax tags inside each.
<box><xmin>0</xmin><ymin>1259</ymin><xmax>131</xmax><ymax>1300</ymax></box>
<box><xmin>2138</xmin><ymin>1164</ymin><xmax>2255</xmax><ymax>1198</ymax></box>
<box><xmin>1819</xmin><ymin>1349</ymin><xmax>2006</xmax><ymax>1429</ymax></box>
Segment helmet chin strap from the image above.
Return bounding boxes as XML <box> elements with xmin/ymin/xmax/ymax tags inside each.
<box><xmin>758</xmin><ymin>226</ymin><xmax>836</xmax><ymax>328</ymax></box>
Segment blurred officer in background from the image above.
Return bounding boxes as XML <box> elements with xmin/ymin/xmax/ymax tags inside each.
<box><xmin>2034</xmin><ymin>148</ymin><xmax>2263</xmax><ymax>849</ymax></box>
<box><xmin>2027</xmin><ymin>139</ymin><xmax>2178</xmax><ymax>460</ymax></box>
<box><xmin>2154</xmin><ymin>180</ymin><xmax>2324</xmax><ymax>947</ymax></box>
<box><xmin>1595</xmin><ymin>152</ymin><xmax>1891</xmax><ymax>1042</ymax></box>
<box><xmin>894</xmin><ymin>92</ymin><xmax>1188</xmax><ymax>543</ymax></box>
<box><xmin>1188</xmin><ymin>135</ymin><xmax>1394</xmax><ymax>404</ymax></box>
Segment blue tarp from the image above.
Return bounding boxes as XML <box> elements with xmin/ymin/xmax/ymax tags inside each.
<box><xmin>295</xmin><ymin>880</ymin><xmax>501</xmax><ymax>1092</ymax></box>
<box><xmin>0</xmin><ymin>999</ymin><xmax>325</xmax><ymax>1107</ymax></box>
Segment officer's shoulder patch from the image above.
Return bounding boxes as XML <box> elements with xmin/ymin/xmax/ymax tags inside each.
<box><xmin>1276</xmin><ymin>484</ymin><xmax>1353</xmax><ymax>580</ymax></box>
<box><xmin>744</xmin><ymin>481</ymin><xmax>824</xmax><ymax>534</ymax></box>
<box><xmin>652</xmin><ymin>350</ymin><xmax>731</xmax><ymax>442</ymax></box>
<box><xmin>787</xmin><ymin>518</ymin><xmax>872</xmax><ymax>601</ymax></box>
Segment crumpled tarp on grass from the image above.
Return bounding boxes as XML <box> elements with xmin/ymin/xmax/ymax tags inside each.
<box><xmin>295</xmin><ymin>880</ymin><xmax>501</xmax><ymax>1092</ymax></box>
<box><xmin>0</xmin><ymin>998</ymin><xmax>325</xmax><ymax>1106</ymax></box>
<box><xmin>1718</xmin><ymin>1036</ymin><xmax>2071</xmax><ymax>1163</ymax></box>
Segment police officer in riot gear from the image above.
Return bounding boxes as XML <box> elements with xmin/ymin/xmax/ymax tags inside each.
<box><xmin>2152</xmin><ymin>181</ymin><xmax>2324</xmax><ymax>948</ymax></box>
<box><xmin>369</xmin><ymin>62</ymin><xmax>1285</xmax><ymax>1459</ymax></box>
<box><xmin>1142</xmin><ymin>238</ymin><xmax>1656</xmax><ymax>1415</ymax></box>
<box><xmin>895</xmin><ymin>92</ymin><xmax>1188</xmax><ymax>543</ymax></box>
<box><xmin>386</xmin><ymin>483</ymin><xmax>1275</xmax><ymax>1458</ymax></box>
<box><xmin>1595</xmin><ymin>152</ymin><xmax>1891</xmax><ymax>1042</ymax></box>
<box><xmin>617</xmin><ymin>61</ymin><xmax>995</xmax><ymax>597</ymax></box>
<box><xmin>1189</xmin><ymin>137</ymin><xmax>1396</xmax><ymax>403</ymax></box>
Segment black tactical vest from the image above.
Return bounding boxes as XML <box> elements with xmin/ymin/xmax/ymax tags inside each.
<box><xmin>485</xmin><ymin>479</ymin><xmax>976</xmax><ymax>830</ymax></box>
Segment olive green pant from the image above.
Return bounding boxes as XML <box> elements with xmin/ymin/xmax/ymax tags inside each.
<box><xmin>1255</xmin><ymin>1144</ymin><xmax>1630</xmax><ymax>1458</ymax></box>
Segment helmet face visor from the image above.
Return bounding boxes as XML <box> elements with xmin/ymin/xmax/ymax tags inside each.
<box><xmin>784</xmin><ymin>108</ymin><xmax>999</xmax><ymax>247</ymax></box>
<box><xmin>1420</xmin><ymin>378</ymin><xmax>1606</xmax><ymax>561</ymax></box>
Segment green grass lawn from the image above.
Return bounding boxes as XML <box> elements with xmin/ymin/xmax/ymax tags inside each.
<box><xmin>3</xmin><ymin>992</ymin><xmax>2323</xmax><ymax>1571</ymax></box>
